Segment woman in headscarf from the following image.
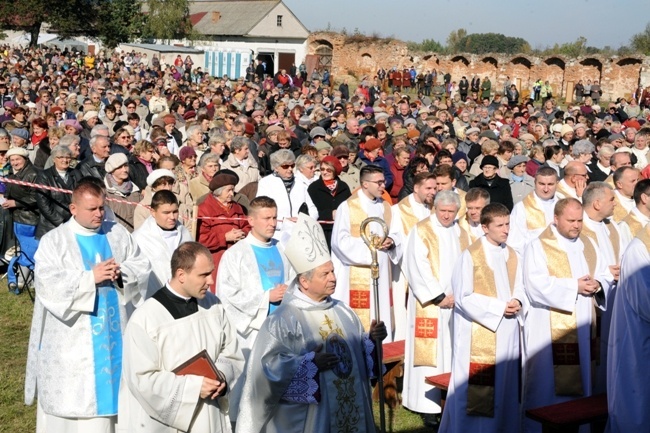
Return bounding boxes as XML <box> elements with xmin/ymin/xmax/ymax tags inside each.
<box><xmin>103</xmin><ymin>153</ymin><xmax>142</xmax><ymax>232</ymax></box>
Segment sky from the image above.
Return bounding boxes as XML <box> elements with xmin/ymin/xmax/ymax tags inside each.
<box><xmin>283</xmin><ymin>0</ymin><xmax>650</xmax><ymax>50</ymax></box>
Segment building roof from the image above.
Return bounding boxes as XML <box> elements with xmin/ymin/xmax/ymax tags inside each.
<box><xmin>122</xmin><ymin>43</ymin><xmax>204</xmax><ymax>54</ymax></box>
<box><xmin>189</xmin><ymin>0</ymin><xmax>288</xmax><ymax>36</ymax></box>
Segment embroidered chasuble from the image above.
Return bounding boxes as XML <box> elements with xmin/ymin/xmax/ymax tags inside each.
<box><xmin>250</xmin><ymin>244</ymin><xmax>285</xmax><ymax>313</ymax></box>
<box><xmin>538</xmin><ymin>226</ymin><xmax>597</xmax><ymax>396</ymax></box>
<box><xmin>465</xmin><ymin>241</ymin><xmax>517</xmax><ymax>417</ymax></box>
<box><xmin>75</xmin><ymin>231</ymin><xmax>122</xmax><ymax>415</ymax></box>
<box><xmin>346</xmin><ymin>194</ymin><xmax>391</xmax><ymax>329</ymax></box>
<box><xmin>412</xmin><ymin>220</ymin><xmax>469</xmax><ymax>367</ymax></box>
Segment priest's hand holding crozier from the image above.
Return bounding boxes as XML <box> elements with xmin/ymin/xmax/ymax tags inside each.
<box><xmin>369</xmin><ymin>319</ymin><xmax>387</xmax><ymax>342</ymax></box>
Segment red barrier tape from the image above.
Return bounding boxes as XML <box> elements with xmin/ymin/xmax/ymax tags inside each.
<box><xmin>0</xmin><ymin>177</ymin><xmax>336</xmax><ymax>224</ymax></box>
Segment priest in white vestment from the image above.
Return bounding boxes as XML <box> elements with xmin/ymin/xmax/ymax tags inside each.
<box><xmin>522</xmin><ymin>198</ymin><xmax>614</xmax><ymax>433</ymax></box>
<box><xmin>610</xmin><ymin>166</ymin><xmax>639</xmax><ymax>223</ymax></box>
<box><xmin>440</xmin><ymin>203</ymin><xmax>525</xmax><ymax>433</ymax></box>
<box><xmin>606</xmin><ymin>224</ymin><xmax>650</xmax><ymax>432</ymax></box>
<box><xmin>508</xmin><ymin>167</ymin><xmax>558</xmax><ymax>256</ymax></box>
<box><xmin>235</xmin><ymin>214</ymin><xmax>387</xmax><ymax>433</ymax></box>
<box><xmin>555</xmin><ymin>161</ymin><xmax>587</xmax><ymax>201</ymax></box>
<box><xmin>402</xmin><ymin>190</ymin><xmax>466</xmax><ymax>418</ymax></box>
<box><xmin>118</xmin><ymin>242</ymin><xmax>244</xmax><ymax>433</ymax></box>
<box><xmin>618</xmin><ymin>178</ymin><xmax>650</xmax><ymax>247</ymax></box>
<box><xmin>26</xmin><ymin>183</ymin><xmax>150</xmax><ymax>433</ymax></box>
<box><xmin>132</xmin><ymin>190</ymin><xmax>192</xmax><ymax>299</ymax></box>
<box><xmin>217</xmin><ymin>196</ymin><xmax>295</xmax><ymax>355</ymax></box>
<box><xmin>457</xmin><ymin>187</ymin><xmax>490</xmax><ymax>242</ymax></box>
<box><xmin>331</xmin><ymin>165</ymin><xmax>395</xmax><ymax>341</ymax></box>
<box><xmin>388</xmin><ymin>172</ymin><xmax>435</xmax><ymax>341</ymax></box>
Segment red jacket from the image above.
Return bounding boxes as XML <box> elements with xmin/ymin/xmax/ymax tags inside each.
<box><xmin>388</xmin><ymin>158</ymin><xmax>406</xmax><ymax>204</ymax></box>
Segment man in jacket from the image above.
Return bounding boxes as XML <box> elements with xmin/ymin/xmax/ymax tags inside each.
<box><xmin>74</xmin><ymin>135</ymin><xmax>110</xmax><ymax>181</ymax></box>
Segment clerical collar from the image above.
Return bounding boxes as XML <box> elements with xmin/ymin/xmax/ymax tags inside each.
<box><xmin>165</xmin><ymin>283</ymin><xmax>191</xmax><ymax>301</ymax></box>
<box><xmin>295</xmin><ymin>286</ymin><xmax>328</xmax><ymax>305</ymax></box>
<box><xmin>69</xmin><ymin>216</ymin><xmax>102</xmax><ymax>235</ymax></box>
<box><xmin>152</xmin><ymin>285</ymin><xmax>198</xmax><ymax>320</ymax></box>
<box><xmin>360</xmin><ymin>189</ymin><xmax>380</xmax><ymax>204</ymax></box>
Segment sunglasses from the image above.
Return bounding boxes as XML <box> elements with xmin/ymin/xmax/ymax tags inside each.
<box><xmin>280</xmin><ymin>163</ymin><xmax>295</xmax><ymax>170</ymax></box>
<box><xmin>320</xmin><ymin>167</ymin><xmax>334</xmax><ymax>173</ymax></box>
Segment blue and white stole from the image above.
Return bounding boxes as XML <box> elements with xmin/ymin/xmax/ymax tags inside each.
<box><xmin>75</xmin><ymin>230</ymin><xmax>122</xmax><ymax>416</ymax></box>
<box><xmin>250</xmin><ymin>241</ymin><xmax>285</xmax><ymax>314</ymax></box>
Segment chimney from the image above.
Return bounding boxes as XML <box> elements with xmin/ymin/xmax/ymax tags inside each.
<box><xmin>212</xmin><ymin>11</ymin><xmax>220</xmax><ymax>23</ymax></box>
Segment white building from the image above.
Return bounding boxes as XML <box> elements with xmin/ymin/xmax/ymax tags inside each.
<box><xmin>161</xmin><ymin>0</ymin><xmax>309</xmax><ymax>79</ymax></box>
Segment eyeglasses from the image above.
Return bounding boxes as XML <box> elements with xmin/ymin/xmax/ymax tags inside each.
<box><xmin>365</xmin><ymin>179</ymin><xmax>386</xmax><ymax>186</ymax></box>
<box><xmin>280</xmin><ymin>163</ymin><xmax>295</xmax><ymax>170</ymax></box>
<box><xmin>336</xmin><ymin>155</ymin><xmax>349</xmax><ymax>160</ymax></box>
<box><xmin>320</xmin><ymin>167</ymin><xmax>334</xmax><ymax>173</ymax></box>
<box><xmin>119</xmin><ymin>135</ymin><xmax>132</xmax><ymax>139</ymax></box>
<box><xmin>55</xmin><ymin>156</ymin><xmax>72</xmax><ymax>160</ymax></box>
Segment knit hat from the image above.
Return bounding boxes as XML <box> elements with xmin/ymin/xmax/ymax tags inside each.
<box><xmin>178</xmin><ymin>146</ymin><xmax>197</xmax><ymax>161</ymax></box>
<box><xmin>479</xmin><ymin>130</ymin><xmax>498</xmax><ymax>141</ymax></box>
<box><xmin>299</xmin><ymin>115</ymin><xmax>311</xmax><ymax>127</ymax></box>
<box><xmin>82</xmin><ymin>111</ymin><xmax>98</xmax><ymax>122</ymax></box>
<box><xmin>244</xmin><ymin>122</ymin><xmax>255</xmax><ymax>136</ymax></box>
<box><xmin>507</xmin><ymin>155</ymin><xmax>529</xmax><ymax>169</ymax></box>
<box><xmin>209</xmin><ymin>170</ymin><xmax>239</xmax><ymax>191</ymax></box>
<box><xmin>266</xmin><ymin>124</ymin><xmax>283</xmax><ymax>134</ymax></box>
<box><xmin>63</xmin><ymin>119</ymin><xmax>83</xmax><ymax>133</ymax></box>
<box><xmin>407</xmin><ymin>129</ymin><xmax>420</xmax><ymax>139</ymax></box>
<box><xmin>480</xmin><ymin>155</ymin><xmax>499</xmax><ymax>169</ymax></box>
<box><xmin>573</xmin><ymin>123</ymin><xmax>587</xmax><ymax>131</ymax></box>
<box><xmin>404</xmin><ymin>118</ymin><xmax>417</xmax><ymax>126</ymax></box>
<box><xmin>452</xmin><ymin>151</ymin><xmax>468</xmax><ymax>165</ymax></box>
<box><xmin>6</xmin><ymin>147</ymin><xmax>29</xmax><ymax>158</ymax></box>
<box><xmin>321</xmin><ymin>155</ymin><xmax>343</xmax><ymax>176</ymax></box>
<box><xmin>252</xmin><ymin>110</ymin><xmax>265</xmax><ymax>118</ymax></box>
<box><xmin>146</xmin><ymin>169</ymin><xmax>176</xmax><ymax>187</ymax></box>
<box><xmin>163</xmin><ymin>114</ymin><xmax>176</xmax><ymax>125</ymax></box>
<box><xmin>560</xmin><ymin>124</ymin><xmax>574</xmax><ymax>137</ymax></box>
<box><xmin>392</xmin><ymin>128</ymin><xmax>408</xmax><ymax>137</ymax></box>
<box><xmin>375</xmin><ymin>123</ymin><xmax>387</xmax><ymax>132</ymax></box>
<box><xmin>105</xmin><ymin>153</ymin><xmax>128</xmax><ymax>173</ymax></box>
<box><xmin>314</xmin><ymin>141</ymin><xmax>333</xmax><ymax>152</ymax></box>
<box><xmin>364</xmin><ymin>138</ymin><xmax>382</xmax><ymax>152</ymax></box>
<box><xmin>10</xmin><ymin>128</ymin><xmax>29</xmax><ymax>141</ymax></box>
<box><xmin>609</xmin><ymin>133</ymin><xmax>624</xmax><ymax>141</ymax></box>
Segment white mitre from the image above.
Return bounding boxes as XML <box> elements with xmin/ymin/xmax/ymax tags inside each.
<box><xmin>283</xmin><ymin>213</ymin><xmax>331</xmax><ymax>274</ymax></box>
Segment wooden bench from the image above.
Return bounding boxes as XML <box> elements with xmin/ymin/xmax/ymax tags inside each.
<box><xmin>525</xmin><ymin>394</ymin><xmax>608</xmax><ymax>433</ymax></box>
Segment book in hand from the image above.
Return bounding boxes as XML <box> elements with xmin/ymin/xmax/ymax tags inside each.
<box><xmin>172</xmin><ymin>349</ymin><xmax>227</xmax><ymax>383</ymax></box>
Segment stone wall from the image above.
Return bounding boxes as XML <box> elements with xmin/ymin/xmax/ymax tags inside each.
<box><xmin>307</xmin><ymin>32</ymin><xmax>650</xmax><ymax>102</ymax></box>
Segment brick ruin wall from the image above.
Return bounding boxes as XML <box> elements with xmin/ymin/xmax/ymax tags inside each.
<box><xmin>308</xmin><ymin>32</ymin><xmax>650</xmax><ymax>103</ymax></box>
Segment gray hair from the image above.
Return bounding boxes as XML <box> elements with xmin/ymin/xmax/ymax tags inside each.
<box><xmin>597</xmin><ymin>144</ymin><xmax>615</xmax><ymax>158</ymax></box>
<box><xmin>271</xmin><ymin>149</ymin><xmax>296</xmax><ymax>170</ymax></box>
<box><xmin>434</xmin><ymin>190</ymin><xmax>461</xmax><ymax>209</ymax></box>
<box><xmin>582</xmin><ymin>181</ymin><xmax>613</xmax><ymax>207</ymax></box>
<box><xmin>208</xmin><ymin>133</ymin><xmax>226</xmax><ymax>146</ymax></box>
<box><xmin>90</xmin><ymin>134</ymin><xmax>109</xmax><ymax>149</ymax></box>
<box><xmin>542</xmin><ymin>138</ymin><xmax>557</xmax><ymax>148</ymax></box>
<box><xmin>186</xmin><ymin>124</ymin><xmax>202</xmax><ymax>138</ymax></box>
<box><xmin>0</xmin><ymin>128</ymin><xmax>8</xmax><ymax>137</ymax></box>
<box><xmin>295</xmin><ymin>154</ymin><xmax>317</xmax><ymax>171</ymax></box>
<box><xmin>51</xmin><ymin>146</ymin><xmax>73</xmax><ymax>159</ymax></box>
<box><xmin>59</xmin><ymin>134</ymin><xmax>81</xmax><ymax>148</ymax></box>
<box><xmin>592</xmin><ymin>118</ymin><xmax>605</xmax><ymax>126</ymax></box>
<box><xmin>199</xmin><ymin>153</ymin><xmax>220</xmax><ymax>167</ymax></box>
<box><xmin>90</xmin><ymin>124</ymin><xmax>109</xmax><ymax>137</ymax></box>
<box><xmin>230</xmin><ymin>136</ymin><xmax>249</xmax><ymax>153</ymax></box>
<box><xmin>572</xmin><ymin>139</ymin><xmax>595</xmax><ymax>157</ymax></box>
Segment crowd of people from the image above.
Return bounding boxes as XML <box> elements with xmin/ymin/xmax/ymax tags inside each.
<box><xmin>2</xmin><ymin>44</ymin><xmax>649</xmax><ymax>432</ymax></box>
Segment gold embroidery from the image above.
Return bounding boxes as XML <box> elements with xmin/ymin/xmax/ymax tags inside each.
<box><xmin>522</xmin><ymin>192</ymin><xmax>548</xmax><ymax>230</ymax></box>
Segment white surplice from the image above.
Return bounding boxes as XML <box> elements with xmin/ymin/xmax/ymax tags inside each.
<box><xmin>331</xmin><ymin>190</ymin><xmax>393</xmax><ymax>341</ymax></box>
<box><xmin>522</xmin><ymin>226</ymin><xmax>613</xmax><ymax>433</ymax></box>
<box><xmin>439</xmin><ymin>238</ymin><xmax>525</xmax><ymax>433</ymax></box>
<box><xmin>614</xmin><ymin>190</ymin><xmax>635</xmax><ymax>213</ymax></box>
<box><xmin>507</xmin><ymin>192</ymin><xmax>557</xmax><ymax>256</ymax></box>
<box><xmin>401</xmin><ymin>215</ymin><xmax>461</xmax><ymax>413</ymax></box>
<box><xmin>117</xmin><ymin>292</ymin><xmax>244</xmax><ymax>433</ymax></box>
<box><xmin>606</xmin><ymin>234</ymin><xmax>650</xmax><ymax>432</ymax></box>
<box><xmin>618</xmin><ymin>206</ymin><xmax>650</xmax><ymax>248</ymax></box>
<box><xmin>555</xmin><ymin>179</ymin><xmax>580</xmax><ymax>200</ymax></box>
<box><xmin>388</xmin><ymin>194</ymin><xmax>432</xmax><ymax>341</ymax></box>
<box><xmin>26</xmin><ymin>218</ymin><xmax>151</xmax><ymax>430</ymax></box>
<box><xmin>132</xmin><ymin>216</ymin><xmax>193</xmax><ymax>299</ymax></box>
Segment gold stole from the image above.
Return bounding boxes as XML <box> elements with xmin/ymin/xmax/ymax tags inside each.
<box><xmin>556</xmin><ymin>180</ymin><xmax>577</xmax><ymax>200</ymax></box>
<box><xmin>466</xmin><ymin>241</ymin><xmax>518</xmax><ymax>417</ymax></box>
<box><xmin>522</xmin><ymin>192</ymin><xmax>548</xmax><ymax>230</ymax></box>
<box><xmin>412</xmin><ymin>220</ymin><xmax>468</xmax><ymax>367</ymax></box>
<box><xmin>623</xmin><ymin>211</ymin><xmax>645</xmax><ymax>239</ymax></box>
<box><xmin>455</xmin><ymin>188</ymin><xmax>467</xmax><ymax>218</ymax></box>
<box><xmin>397</xmin><ymin>196</ymin><xmax>428</xmax><ymax>234</ymax></box>
<box><xmin>611</xmin><ymin>194</ymin><xmax>630</xmax><ymax>224</ymax></box>
<box><xmin>581</xmin><ymin>219</ymin><xmax>620</xmax><ymax>265</ymax></box>
<box><xmin>457</xmin><ymin>215</ymin><xmax>479</xmax><ymax>243</ymax></box>
<box><xmin>538</xmin><ymin>226</ymin><xmax>597</xmax><ymax>396</ymax></box>
<box><xmin>637</xmin><ymin>223</ymin><xmax>650</xmax><ymax>249</ymax></box>
<box><xmin>347</xmin><ymin>194</ymin><xmax>392</xmax><ymax>330</ymax></box>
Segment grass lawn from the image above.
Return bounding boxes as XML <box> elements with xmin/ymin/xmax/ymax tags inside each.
<box><xmin>0</xmin><ymin>281</ymin><xmax>432</xmax><ymax>433</ymax></box>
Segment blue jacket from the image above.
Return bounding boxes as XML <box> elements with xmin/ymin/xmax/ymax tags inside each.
<box><xmin>356</xmin><ymin>151</ymin><xmax>394</xmax><ymax>192</ymax></box>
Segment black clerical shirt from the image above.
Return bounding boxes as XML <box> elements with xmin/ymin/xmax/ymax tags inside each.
<box><xmin>152</xmin><ymin>286</ymin><xmax>198</xmax><ymax>320</ymax></box>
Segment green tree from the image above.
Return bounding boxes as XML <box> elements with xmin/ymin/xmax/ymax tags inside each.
<box><xmin>97</xmin><ymin>0</ymin><xmax>143</xmax><ymax>48</ymax></box>
<box><xmin>455</xmin><ymin>32</ymin><xmax>529</xmax><ymax>55</ymax></box>
<box><xmin>407</xmin><ymin>38</ymin><xmax>445</xmax><ymax>53</ymax></box>
<box><xmin>630</xmin><ymin>22</ymin><xmax>650</xmax><ymax>55</ymax></box>
<box><xmin>142</xmin><ymin>0</ymin><xmax>194</xmax><ymax>41</ymax></box>
<box><xmin>446</xmin><ymin>28</ymin><xmax>467</xmax><ymax>53</ymax></box>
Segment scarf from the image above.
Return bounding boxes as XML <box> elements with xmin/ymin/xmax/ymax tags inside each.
<box><xmin>137</xmin><ymin>157</ymin><xmax>153</xmax><ymax>174</ymax></box>
<box><xmin>31</xmin><ymin>131</ymin><xmax>48</xmax><ymax>145</ymax></box>
<box><xmin>276</xmin><ymin>172</ymin><xmax>295</xmax><ymax>193</ymax></box>
<box><xmin>323</xmin><ymin>178</ymin><xmax>338</xmax><ymax>195</ymax></box>
<box><xmin>510</xmin><ymin>173</ymin><xmax>524</xmax><ymax>182</ymax></box>
<box><xmin>105</xmin><ymin>173</ymin><xmax>134</xmax><ymax>196</ymax></box>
